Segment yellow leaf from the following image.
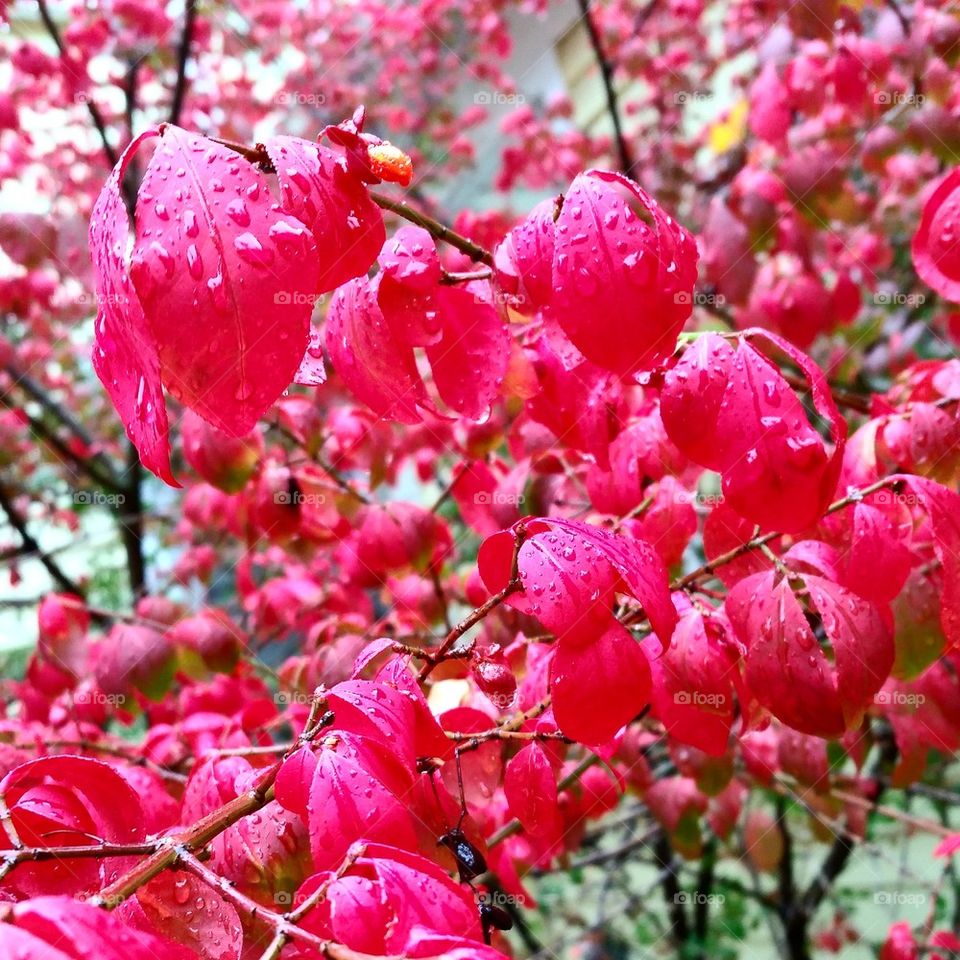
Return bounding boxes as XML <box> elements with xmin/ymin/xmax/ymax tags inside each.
<box><xmin>709</xmin><ymin>98</ymin><xmax>749</xmax><ymax>154</ymax></box>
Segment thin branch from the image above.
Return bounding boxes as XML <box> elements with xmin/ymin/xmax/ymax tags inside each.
<box><xmin>575</xmin><ymin>0</ymin><xmax>634</xmax><ymax>175</ymax></box>
<box><xmin>169</xmin><ymin>0</ymin><xmax>199</xmax><ymax>125</ymax></box>
<box><xmin>672</xmin><ymin>476</ymin><xmax>901</xmax><ymax>591</ymax></box>
<box><xmin>417</xmin><ymin>523</ymin><xmax>527</xmax><ymax>679</ymax></box>
<box><xmin>36</xmin><ymin>0</ymin><xmax>119</xmax><ymax>168</ymax></box>
<box><xmin>0</xmin><ymin>479</ymin><xmax>84</xmax><ymax>595</ymax></box>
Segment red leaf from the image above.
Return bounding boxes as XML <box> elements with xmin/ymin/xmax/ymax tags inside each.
<box><xmin>912</xmin><ymin>167</ymin><xmax>960</xmax><ymax>302</ymax></box>
<box><xmin>299</xmin><ymin>843</ymin><xmax>482</xmax><ymax>951</ymax></box>
<box><xmin>649</xmin><ymin>603</ymin><xmax>742</xmax><ymax>756</ymax></box>
<box><xmin>840</xmin><ymin>502</ymin><xmax>913</xmax><ymax>603</ymax></box>
<box><xmin>551</xmin><ymin>619</ymin><xmax>652</xmax><ymax>744</ymax></box>
<box><xmin>550</xmin><ymin>170</ymin><xmax>698</xmax><ymax>376</ymax></box>
<box><xmin>493</xmin><ymin>197</ymin><xmax>556</xmax><ymax>314</ymax></box>
<box><xmin>325</xmin><ymin>275</ymin><xmax>430</xmax><ymax>423</ymax></box>
<box><xmin>275</xmin><ymin>744</ymin><xmax>418</xmax><ymax>870</ymax></box>
<box><xmin>661</xmin><ymin>333</ymin><xmax>739</xmax><ymax>470</ymax></box>
<box><xmin>119</xmin><ymin>871</ymin><xmax>243</xmax><ymax>960</ymax></box>
<box><xmin>479</xmin><ymin>517</ymin><xmax>677</xmax><ymax>646</ymax></box>
<box><xmin>526</xmin><ymin>335</ymin><xmax>616</xmax><ymax>467</ymax></box>
<box><xmin>130</xmin><ymin>125</ymin><xmax>318</xmax><ymax>435</ymax></box>
<box><xmin>726</xmin><ymin>572</ymin><xmax>893</xmax><ymax>737</ymax></box>
<box><xmin>264</xmin><ymin>134</ymin><xmax>385</xmax><ymax>294</ymax></box>
<box><xmin>0</xmin><ymin>756</ymin><xmax>145</xmax><ymax>898</ymax></box>
<box><xmin>504</xmin><ymin>742</ymin><xmax>562</xmax><ymax>839</ymax></box>
<box><xmin>425</xmin><ymin>284</ymin><xmax>511</xmax><ymax>420</ymax></box>
<box><xmin>903</xmin><ymin>477</ymin><xmax>960</xmax><ymax>651</ymax></box>
<box><xmin>89</xmin><ymin>128</ymin><xmax>176</xmax><ymax>484</ymax></box>
<box><xmin>7</xmin><ymin>897</ymin><xmax>195</xmax><ymax>960</ymax></box>
<box><xmin>663</xmin><ymin>331</ymin><xmax>846</xmax><ymax>533</ymax></box>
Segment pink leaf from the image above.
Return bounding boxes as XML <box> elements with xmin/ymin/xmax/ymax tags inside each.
<box><xmin>749</xmin><ymin>62</ymin><xmax>792</xmax><ymax>143</ymax></box>
<box><xmin>264</xmin><ymin>134</ymin><xmax>385</xmax><ymax>294</ymax></box>
<box><xmin>130</xmin><ymin>125</ymin><xmax>318</xmax><ymax>435</ymax></box>
<box><xmin>661</xmin><ymin>332</ymin><xmax>739</xmax><ymax>470</ymax></box>
<box><xmin>480</xmin><ymin>517</ymin><xmax>676</xmax><ymax>645</ymax></box>
<box><xmin>119</xmin><ymin>872</ymin><xmax>243</xmax><ymax>960</ymax></box>
<box><xmin>425</xmin><ymin>284</ymin><xmax>511</xmax><ymax>420</ymax></box>
<box><xmin>294</xmin><ymin>326</ymin><xmax>327</xmax><ymax>385</ymax></box>
<box><xmin>551</xmin><ymin>170</ymin><xmax>698</xmax><ymax>376</ymax></box>
<box><xmin>551</xmin><ymin>619</ymin><xmax>652</xmax><ymax>744</ymax></box>
<box><xmin>325</xmin><ymin>276</ymin><xmax>430</xmax><ymax>423</ymax></box>
<box><xmin>649</xmin><ymin>603</ymin><xmax>742</xmax><ymax>756</ymax></box>
<box><xmin>89</xmin><ymin>128</ymin><xmax>176</xmax><ymax>484</ymax></box>
<box><xmin>726</xmin><ymin>572</ymin><xmax>893</xmax><ymax>737</ymax></box>
<box><xmin>912</xmin><ymin>167</ymin><xmax>960</xmax><ymax>302</ymax></box>
<box><xmin>663</xmin><ymin>331</ymin><xmax>846</xmax><ymax>533</ymax></box>
<box><xmin>493</xmin><ymin>197</ymin><xmax>556</xmax><ymax>314</ymax></box>
<box><xmin>275</xmin><ymin>744</ymin><xmax>418</xmax><ymax>871</ymax></box>
<box><xmin>504</xmin><ymin>742</ymin><xmax>562</xmax><ymax>838</ymax></box>
<box><xmin>8</xmin><ymin>898</ymin><xmax>195</xmax><ymax>960</ymax></box>
<box><xmin>840</xmin><ymin>502</ymin><xmax>913</xmax><ymax>603</ymax></box>
<box><xmin>0</xmin><ymin>756</ymin><xmax>145</xmax><ymax>898</ymax></box>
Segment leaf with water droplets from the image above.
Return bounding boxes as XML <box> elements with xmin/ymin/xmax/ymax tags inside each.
<box><xmin>478</xmin><ymin>517</ymin><xmax>676</xmax><ymax>646</ymax></box>
<box><xmin>294</xmin><ymin>325</ymin><xmax>327</xmax><ymax>385</ymax></box>
<box><xmin>504</xmin><ymin>742</ymin><xmax>562</xmax><ymax>839</ymax></box>
<box><xmin>663</xmin><ymin>331</ymin><xmax>846</xmax><ymax>533</ymax></box>
<box><xmin>550</xmin><ymin>170</ymin><xmax>698</xmax><ymax>377</ymax></box>
<box><xmin>89</xmin><ymin>128</ymin><xmax>177</xmax><ymax>485</ymax></box>
<box><xmin>551</xmin><ymin>619</ymin><xmax>652</xmax><ymax>744</ymax></box>
<box><xmin>325</xmin><ymin>275</ymin><xmax>431</xmax><ymax>423</ymax></box>
<box><xmin>296</xmin><ymin>843</ymin><xmax>483</xmax><ymax>952</ymax></box>
<box><xmin>130</xmin><ymin>125</ymin><xmax>318</xmax><ymax>435</ymax></box>
<box><xmin>726</xmin><ymin>571</ymin><xmax>893</xmax><ymax>737</ymax></box>
<box><xmin>912</xmin><ymin>166</ymin><xmax>960</xmax><ymax>302</ymax></box>
<box><xmin>265</xmin><ymin>134</ymin><xmax>385</xmax><ymax>293</ymax></box>
<box><xmin>119</xmin><ymin>872</ymin><xmax>242</xmax><ymax>960</ymax></box>
<box><xmin>425</xmin><ymin>284</ymin><xmax>510</xmax><ymax>421</ymax></box>
<box><xmin>0</xmin><ymin>756</ymin><xmax>146</xmax><ymax>899</ymax></box>
<box><xmin>493</xmin><ymin>197</ymin><xmax>557</xmax><ymax>314</ymax></box>
<box><xmin>8</xmin><ymin>897</ymin><xmax>195</xmax><ymax>960</ymax></box>
<box><xmin>649</xmin><ymin>602</ymin><xmax>743</xmax><ymax>756</ymax></box>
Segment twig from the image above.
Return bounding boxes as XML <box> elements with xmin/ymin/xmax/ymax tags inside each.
<box><xmin>169</xmin><ymin>0</ymin><xmax>198</xmax><ymax>125</ymax></box>
<box><xmin>0</xmin><ymin>479</ymin><xmax>85</xmax><ymax>596</ymax></box>
<box><xmin>418</xmin><ymin>524</ymin><xmax>527</xmax><ymax>680</ymax></box>
<box><xmin>576</xmin><ymin>0</ymin><xmax>634</xmax><ymax>175</ymax></box>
